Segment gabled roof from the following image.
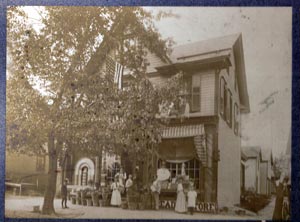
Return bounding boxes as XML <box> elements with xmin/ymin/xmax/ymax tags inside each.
<box><xmin>242</xmin><ymin>146</ymin><xmax>261</xmax><ymax>160</ymax></box>
<box><xmin>154</xmin><ymin>33</ymin><xmax>250</xmax><ymax>113</ymax></box>
<box><xmin>169</xmin><ymin>33</ymin><xmax>240</xmax><ymax>63</ymax></box>
<box><xmin>261</xmin><ymin>149</ymin><xmax>272</xmax><ymax>162</ymax></box>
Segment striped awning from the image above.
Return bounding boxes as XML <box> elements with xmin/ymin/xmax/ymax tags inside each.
<box><xmin>162</xmin><ymin>124</ymin><xmax>205</xmax><ymax>139</ymax></box>
<box><xmin>161</xmin><ymin>124</ymin><xmax>207</xmax><ymax>166</ymax></box>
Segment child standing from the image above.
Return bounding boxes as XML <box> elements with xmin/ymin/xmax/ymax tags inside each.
<box><xmin>187</xmin><ymin>186</ymin><xmax>197</xmax><ymax>215</ymax></box>
<box><xmin>61</xmin><ymin>179</ymin><xmax>68</xmax><ymax>209</ymax></box>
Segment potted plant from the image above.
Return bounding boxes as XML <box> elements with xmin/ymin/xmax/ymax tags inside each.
<box><xmin>76</xmin><ymin>190</ymin><xmax>82</xmax><ymax>205</ymax></box>
<box><xmin>91</xmin><ymin>190</ymin><xmax>100</xmax><ymax>207</ymax></box>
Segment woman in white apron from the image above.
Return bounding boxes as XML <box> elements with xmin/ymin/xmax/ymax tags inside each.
<box><xmin>175</xmin><ymin>176</ymin><xmax>187</xmax><ymax>213</ymax></box>
<box><xmin>110</xmin><ymin>176</ymin><xmax>122</xmax><ymax>206</ymax></box>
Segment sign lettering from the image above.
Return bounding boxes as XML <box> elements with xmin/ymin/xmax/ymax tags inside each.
<box><xmin>160</xmin><ymin>200</ymin><xmax>217</xmax><ymax>213</ymax></box>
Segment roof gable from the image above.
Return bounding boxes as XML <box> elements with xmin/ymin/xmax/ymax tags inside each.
<box><xmin>153</xmin><ymin>33</ymin><xmax>250</xmax><ymax>113</ymax></box>
<box><xmin>242</xmin><ymin>146</ymin><xmax>261</xmax><ymax>160</ymax></box>
<box><xmin>170</xmin><ymin>33</ymin><xmax>239</xmax><ymax>63</ymax></box>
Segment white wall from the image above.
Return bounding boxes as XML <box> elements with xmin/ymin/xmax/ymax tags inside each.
<box><xmin>244</xmin><ymin>158</ymin><xmax>257</xmax><ymax>192</ymax></box>
<box><xmin>217</xmin><ymin>118</ymin><xmax>241</xmax><ymax>207</ymax></box>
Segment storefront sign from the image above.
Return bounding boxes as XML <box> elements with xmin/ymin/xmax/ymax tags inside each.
<box><xmin>160</xmin><ymin>200</ymin><xmax>218</xmax><ymax>213</ymax></box>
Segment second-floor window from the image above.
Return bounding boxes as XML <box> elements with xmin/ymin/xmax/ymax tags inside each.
<box><xmin>226</xmin><ymin>89</ymin><xmax>232</xmax><ymax>128</ymax></box>
<box><xmin>234</xmin><ymin>103</ymin><xmax>239</xmax><ymax>135</ymax></box>
<box><xmin>192</xmin><ymin>75</ymin><xmax>201</xmax><ymax>112</ymax></box>
<box><xmin>220</xmin><ymin>77</ymin><xmax>226</xmax><ymax>117</ymax></box>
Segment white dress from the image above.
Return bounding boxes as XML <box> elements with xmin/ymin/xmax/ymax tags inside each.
<box><xmin>187</xmin><ymin>190</ymin><xmax>197</xmax><ymax>207</ymax></box>
<box><xmin>175</xmin><ymin>183</ymin><xmax>187</xmax><ymax>213</ymax></box>
<box><xmin>110</xmin><ymin>182</ymin><xmax>122</xmax><ymax>206</ymax></box>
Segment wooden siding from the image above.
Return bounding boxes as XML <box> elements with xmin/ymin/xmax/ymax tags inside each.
<box><xmin>149</xmin><ymin>70</ymin><xmax>216</xmax><ymax>117</ymax></box>
<box><xmin>199</xmin><ymin>72</ymin><xmax>215</xmax><ymax>116</ymax></box>
<box><xmin>217</xmin><ymin>49</ymin><xmax>241</xmax><ymax>136</ymax></box>
<box><xmin>260</xmin><ymin>162</ymin><xmax>268</xmax><ymax>195</ymax></box>
<box><xmin>217</xmin><ymin>115</ymin><xmax>241</xmax><ymax>207</ymax></box>
<box><xmin>244</xmin><ymin>158</ymin><xmax>258</xmax><ymax>192</ymax></box>
<box><xmin>145</xmin><ymin>50</ymin><xmax>169</xmax><ymax>74</ymax></box>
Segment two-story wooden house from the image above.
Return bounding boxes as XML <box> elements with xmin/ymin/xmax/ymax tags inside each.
<box><xmin>146</xmin><ymin>33</ymin><xmax>250</xmax><ymax>207</ymax></box>
<box><xmin>54</xmin><ymin>33</ymin><xmax>250</xmax><ymax>209</ymax></box>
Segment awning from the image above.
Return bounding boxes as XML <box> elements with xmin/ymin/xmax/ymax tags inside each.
<box><xmin>162</xmin><ymin>124</ymin><xmax>205</xmax><ymax>139</ymax></box>
<box><xmin>158</xmin><ymin>137</ymin><xmax>196</xmax><ymax>161</ymax></box>
<box><xmin>160</xmin><ymin>124</ymin><xmax>207</xmax><ymax>166</ymax></box>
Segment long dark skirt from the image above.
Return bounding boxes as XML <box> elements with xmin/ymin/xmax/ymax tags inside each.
<box><xmin>272</xmin><ymin>183</ymin><xmax>284</xmax><ymax>220</ymax></box>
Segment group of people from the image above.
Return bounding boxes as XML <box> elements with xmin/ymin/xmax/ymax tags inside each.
<box><xmin>151</xmin><ymin>175</ymin><xmax>198</xmax><ymax>215</ymax></box>
<box><xmin>61</xmin><ymin>163</ymin><xmax>199</xmax><ymax>215</ymax></box>
<box><xmin>110</xmin><ymin>168</ymin><xmax>134</xmax><ymax>207</ymax></box>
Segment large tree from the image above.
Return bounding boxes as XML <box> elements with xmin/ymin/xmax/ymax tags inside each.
<box><xmin>7</xmin><ymin>6</ymin><xmax>182</xmax><ymax>214</ymax></box>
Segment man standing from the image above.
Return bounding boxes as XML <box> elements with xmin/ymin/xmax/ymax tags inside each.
<box><xmin>151</xmin><ymin>175</ymin><xmax>161</xmax><ymax>210</ymax></box>
<box><xmin>125</xmin><ymin>175</ymin><xmax>133</xmax><ymax>205</ymax></box>
<box><xmin>61</xmin><ymin>179</ymin><xmax>68</xmax><ymax>209</ymax></box>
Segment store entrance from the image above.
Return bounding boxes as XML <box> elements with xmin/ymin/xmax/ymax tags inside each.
<box><xmin>158</xmin><ymin>159</ymin><xmax>200</xmax><ymax>189</ymax></box>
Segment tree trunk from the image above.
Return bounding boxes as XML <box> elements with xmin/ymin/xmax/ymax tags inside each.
<box><xmin>42</xmin><ymin>132</ymin><xmax>58</xmax><ymax>215</ymax></box>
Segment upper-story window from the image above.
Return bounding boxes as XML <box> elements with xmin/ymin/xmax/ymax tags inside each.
<box><xmin>220</xmin><ymin>77</ymin><xmax>226</xmax><ymax>118</ymax></box>
<box><xmin>226</xmin><ymin>89</ymin><xmax>232</xmax><ymax>128</ymax></box>
<box><xmin>191</xmin><ymin>75</ymin><xmax>201</xmax><ymax>112</ymax></box>
<box><xmin>234</xmin><ymin>103</ymin><xmax>239</xmax><ymax>135</ymax></box>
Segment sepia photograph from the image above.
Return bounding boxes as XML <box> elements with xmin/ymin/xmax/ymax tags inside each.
<box><xmin>5</xmin><ymin>6</ymin><xmax>292</xmax><ymax>220</ymax></box>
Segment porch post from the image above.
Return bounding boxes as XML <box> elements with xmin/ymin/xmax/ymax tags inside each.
<box><xmin>95</xmin><ymin>156</ymin><xmax>99</xmax><ymax>184</ymax></box>
<box><xmin>204</xmin><ymin>133</ymin><xmax>214</xmax><ymax>202</ymax></box>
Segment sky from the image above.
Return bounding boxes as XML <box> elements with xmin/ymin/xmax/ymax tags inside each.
<box><xmin>147</xmin><ymin>7</ymin><xmax>292</xmax><ymax>157</ymax></box>
<box><xmin>22</xmin><ymin>6</ymin><xmax>292</xmax><ymax>158</ymax></box>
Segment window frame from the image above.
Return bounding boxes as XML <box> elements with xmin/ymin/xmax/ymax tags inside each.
<box><xmin>219</xmin><ymin>77</ymin><xmax>226</xmax><ymax>118</ymax></box>
<box><xmin>226</xmin><ymin>89</ymin><xmax>233</xmax><ymax>128</ymax></box>
<box><xmin>158</xmin><ymin>159</ymin><xmax>200</xmax><ymax>189</ymax></box>
<box><xmin>191</xmin><ymin>74</ymin><xmax>201</xmax><ymax>112</ymax></box>
<box><xmin>234</xmin><ymin>103</ymin><xmax>239</xmax><ymax>135</ymax></box>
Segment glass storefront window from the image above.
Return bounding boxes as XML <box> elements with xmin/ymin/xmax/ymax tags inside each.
<box><xmin>158</xmin><ymin>159</ymin><xmax>200</xmax><ymax>189</ymax></box>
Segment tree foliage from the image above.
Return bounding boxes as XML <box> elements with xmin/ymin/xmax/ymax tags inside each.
<box><xmin>7</xmin><ymin>6</ymin><xmax>181</xmax><ymax>214</ymax></box>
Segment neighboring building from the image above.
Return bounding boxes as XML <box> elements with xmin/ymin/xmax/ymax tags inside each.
<box><xmin>6</xmin><ymin>152</ymin><xmax>48</xmax><ymax>193</ymax></box>
<box><xmin>260</xmin><ymin>149</ymin><xmax>273</xmax><ymax>196</ymax></box>
<box><xmin>241</xmin><ymin>146</ymin><xmax>273</xmax><ymax>196</ymax></box>
<box><xmin>241</xmin><ymin>146</ymin><xmax>261</xmax><ymax>194</ymax></box>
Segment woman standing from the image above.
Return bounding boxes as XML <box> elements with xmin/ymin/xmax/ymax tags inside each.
<box><xmin>175</xmin><ymin>177</ymin><xmax>187</xmax><ymax>213</ymax></box>
<box><xmin>110</xmin><ymin>176</ymin><xmax>122</xmax><ymax>206</ymax></box>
